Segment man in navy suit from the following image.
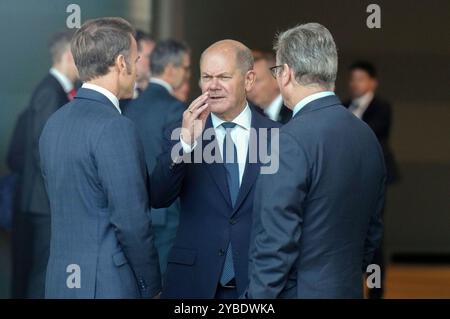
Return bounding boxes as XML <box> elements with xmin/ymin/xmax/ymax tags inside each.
<box><xmin>39</xmin><ymin>17</ymin><xmax>160</xmax><ymax>298</ymax></box>
<box><xmin>151</xmin><ymin>40</ymin><xmax>280</xmax><ymax>299</ymax></box>
<box><xmin>125</xmin><ymin>39</ymin><xmax>190</xmax><ymax>278</ymax></box>
<box><xmin>246</xmin><ymin>23</ymin><xmax>385</xmax><ymax>299</ymax></box>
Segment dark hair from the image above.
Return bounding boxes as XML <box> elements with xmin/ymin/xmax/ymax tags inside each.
<box><xmin>252</xmin><ymin>50</ymin><xmax>276</xmax><ymax>67</ymax></box>
<box><xmin>71</xmin><ymin>17</ymin><xmax>135</xmax><ymax>82</ymax></box>
<box><xmin>349</xmin><ymin>61</ymin><xmax>377</xmax><ymax>78</ymax></box>
<box><xmin>48</xmin><ymin>30</ymin><xmax>74</xmax><ymax>63</ymax></box>
<box><xmin>150</xmin><ymin>39</ymin><xmax>189</xmax><ymax>76</ymax></box>
<box><xmin>135</xmin><ymin>30</ymin><xmax>154</xmax><ymax>51</ymax></box>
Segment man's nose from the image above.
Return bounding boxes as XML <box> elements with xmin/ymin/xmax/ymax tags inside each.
<box><xmin>209</xmin><ymin>77</ymin><xmax>220</xmax><ymax>90</ymax></box>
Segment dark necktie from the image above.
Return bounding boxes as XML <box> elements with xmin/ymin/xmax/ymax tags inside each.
<box><xmin>219</xmin><ymin>122</ymin><xmax>239</xmax><ymax>286</ymax></box>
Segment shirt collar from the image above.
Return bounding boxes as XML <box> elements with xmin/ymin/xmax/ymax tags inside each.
<box><xmin>292</xmin><ymin>91</ymin><xmax>335</xmax><ymax>117</ymax></box>
<box><xmin>211</xmin><ymin>103</ymin><xmax>252</xmax><ymax>131</ymax></box>
<box><xmin>352</xmin><ymin>91</ymin><xmax>374</xmax><ymax>108</ymax></box>
<box><xmin>81</xmin><ymin>83</ymin><xmax>121</xmax><ymax>114</ymax></box>
<box><xmin>264</xmin><ymin>94</ymin><xmax>283</xmax><ymax>121</ymax></box>
<box><xmin>49</xmin><ymin>68</ymin><xmax>73</xmax><ymax>93</ymax></box>
<box><xmin>150</xmin><ymin>77</ymin><xmax>173</xmax><ymax>94</ymax></box>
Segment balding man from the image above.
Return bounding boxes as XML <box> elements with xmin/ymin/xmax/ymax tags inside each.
<box><xmin>151</xmin><ymin>40</ymin><xmax>281</xmax><ymax>298</ymax></box>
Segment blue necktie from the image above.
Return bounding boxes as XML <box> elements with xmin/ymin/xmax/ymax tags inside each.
<box><xmin>220</xmin><ymin>122</ymin><xmax>239</xmax><ymax>286</ymax></box>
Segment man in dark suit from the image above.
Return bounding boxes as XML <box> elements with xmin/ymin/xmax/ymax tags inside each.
<box><xmin>151</xmin><ymin>40</ymin><xmax>280</xmax><ymax>299</ymax></box>
<box><xmin>345</xmin><ymin>61</ymin><xmax>399</xmax><ymax>298</ymax></box>
<box><xmin>345</xmin><ymin>61</ymin><xmax>399</xmax><ymax>185</ymax></box>
<box><xmin>39</xmin><ymin>17</ymin><xmax>160</xmax><ymax>298</ymax></box>
<box><xmin>119</xmin><ymin>30</ymin><xmax>155</xmax><ymax>112</ymax></box>
<box><xmin>11</xmin><ymin>30</ymin><xmax>78</xmax><ymax>298</ymax></box>
<box><xmin>246</xmin><ymin>23</ymin><xmax>385</xmax><ymax>299</ymax></box>
<box><xmin>124</xmin><ymin>39</ymin><xmax>190</xmax><ymax>277</ymax></box>
<box><xmin>247</xmin><ymin>50</ymin><xmax>292</xmax><ymax>124</ymax></box>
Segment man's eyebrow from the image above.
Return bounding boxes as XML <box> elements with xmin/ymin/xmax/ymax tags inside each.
<box><xmin>201</xmin><ymin>72</ymin><xmax>232</xmax><ymax>76</ymax></box>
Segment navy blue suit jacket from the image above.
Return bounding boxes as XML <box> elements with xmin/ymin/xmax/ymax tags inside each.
<box><xmin>247</xmin><ymin>95</ymin><xmax>385</xmax><ymax>299</ymax></box>
<box><xmin>124</xmin><ymin>83</ymin><xmax>185</xmax><ymax>276</ymax></box>
<box><xmin>151</xmin><ymin>108</ymin><xmax>281</xmax><ymax>298</ymax></box>
<box><xmin>39</xmin><ymin>88</ymin><xmax>161</xmax><ymax>298</ymax></box>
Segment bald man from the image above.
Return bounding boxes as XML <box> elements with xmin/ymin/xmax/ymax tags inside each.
<box><xmin>151</xmin><ymin>40</ymin><xmax>281</xmax><ymax>298</ymax></box>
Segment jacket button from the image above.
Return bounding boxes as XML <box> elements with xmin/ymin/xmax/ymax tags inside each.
<box><xmin>229</xmin><ymin>218</ymin><xmax>236</xmax><ymax>225</ymax></box>
<box><xmin>218</xmin><ymin>249</ymin><xmax>225</xmax><ymax>256</ymax></box>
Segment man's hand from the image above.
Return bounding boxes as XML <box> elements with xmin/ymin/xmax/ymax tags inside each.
<box><xmin>180</xmin><ymin>92</ymin><xmax>210</xmax><ymax>146</ymax></box>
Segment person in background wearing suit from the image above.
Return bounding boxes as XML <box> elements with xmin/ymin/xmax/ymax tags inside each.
<box><xmin>245</xmin><ymin>23</ymin><xmax>385</xmax><ymax>299</ymax></box>
<box><xmin>247</xmin><ymin>50</ymin><xmax>292</xmax><ymax>124</ymax></box>
<box><xmin>151</xmin><ymin>40</ymin><xmax>280</xmax><ymax>299</ymax></box>
<box><xmin>119</xmin><ymin>30</ymin><xmax>155</xmax><ymax>112</ymax></box>
<box><xmin>39</xmin><ymin>17</ymin><xmax>160</xmax><ymax>299</ymax></box>
<box><xmin>124</xmin><ymin>39</ymin><xmax>190</xmax><ymax>278</ymax></box>
<box><xmin>11</xmin><ymin>30</ymin><xmax>78</xmax><ymax>298</ymax></box>
<box><xmin>173</xmin><ymin>79</ymin><xmax>190</xmax><ymax>103</ymax></box>
<box><xmin>345</xmin><ymin>61</ymin><xmax>399</xmax><ymax>298</ymax></box>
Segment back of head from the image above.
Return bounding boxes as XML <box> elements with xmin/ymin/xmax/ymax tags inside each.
<box><xmin>150</xmin><ymin>39</ymin><xmax>189</xmax><ymax>76</ymax></box>
<box><xmin>71</xmin><ymin>17</ymin><xmax>135</xmax><ymax>82</ymax></box>
<box><xmin>48</xmin><ymin>30</ymin><xmax>74</xmax><ymax>64</ymax></box>
<box><xmin>274</xmin><ymin>23</ymin><xmax>338</xmax><ymax>90</ymax></box>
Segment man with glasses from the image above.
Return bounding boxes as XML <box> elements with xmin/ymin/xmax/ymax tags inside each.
<box><xmin>124</xmin><ymin>39</ymin><xmax>190</xmax><ymax>279</ymax></box>
<box><xmin>245</xmin><ymin>23</ymin><xmax>385</xmax><ymax>299</ymax></box>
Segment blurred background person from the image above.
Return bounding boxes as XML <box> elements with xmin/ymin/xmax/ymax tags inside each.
<box><xmin>345</xmin><ymin>61</ymin><xmax>400</xmax><ymax>299</ymax></box>
<box><xmin>10</xmin><ymin>30</ymin><xmax>78</xmax><ymax>298</ymax></box>
<box><xmin>173</xmin><ymin>79</ymin><xmax>191</xmax><ymax>102</ymax></box>
<box><xmin>247</xmin><ymin>50</ymin><xmax>292</xmax><ymax>124</ymax></box>
<box><xmin>124</xmin><ymin>39</ymin><xmax>190</xmax><ymax>279</ymax></box>
<box><xmin>120</xmin><ymin>29</ymin><xmax>155</xmax><ymax>111</ymax></box>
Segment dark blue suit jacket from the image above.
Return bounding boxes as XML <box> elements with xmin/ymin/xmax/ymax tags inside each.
<box><xmin>39</xmin><ymin>88</ymin><xmax>161</xmax><ymax>298</ymax></box>
<box><xmin>151</xmin><ymin>108</ymin><xmax>281</xmax><ymax>298</ymax></box>
<box><xmin>124</xmin><ymin>83</ymin><xmax>185</xmax><ymax>276</ymax></box>
<box><xmin>247</xmin><ymin>95</ymin><xmax>385</xmax><ymax>299</ymax></box>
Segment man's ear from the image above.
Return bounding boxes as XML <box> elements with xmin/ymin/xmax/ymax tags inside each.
<box><xmin>245</xmin><ymin>70</ymin><xmax>256</xmax><ymax>92</ymax></box>
<box><xmin>116</xmin><ymin>54</ymin><xmax>127</xmax><ymax>74</ymax></box>
<box><xmin>280</xmin><ymin>63</ymin><xmax>292</xmax><ymax>88</ymax></box>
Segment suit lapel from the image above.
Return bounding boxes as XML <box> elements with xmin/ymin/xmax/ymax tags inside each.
<box><xmin>231</xmin><ymin>111</ymin><xmax>263</xmax><ymax>215</ymax></box>
<box><xmin>202</xmin><ymin>117</ymin><xmax>233</xmax><ymax>209</ymax></box>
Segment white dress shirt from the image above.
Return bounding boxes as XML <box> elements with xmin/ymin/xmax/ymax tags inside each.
<box><xmin>180</xmin><ymin>104</ymin><xmax>252</xmax><ymax>186</ymax></box>
<box><xmin>81</xmin><ymin>83</ymin><xmax>121</xmax><ymax>114</ymax></box>
<box><xmin>264</xmin><ymin>94</ymin><xmax>283</xmax><ymax>121</ymax></box>
<box><xmin>292</xmin><ymin>91</ymin><xmax>335</xmax><ymax>117</ymax></box>
<box><xmin>349</xmin><ymin>91</ymin><xmax>374</xmax><ymax>119</ymax></box>
<box><xmin>150</xmin><ymin>77</ymin><xmax>173</xmax><ymax>94</ymax></box>
<box><xmin>49</xmin><ymin>67</ymin><xmax>73</xmax><ymax>94</ymax></box>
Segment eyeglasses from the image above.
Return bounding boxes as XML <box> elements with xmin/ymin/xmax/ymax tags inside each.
<box><xmin>269</xmin><ymin>65</ymin><xmax>284</xmax><ymax>78</ymax></box>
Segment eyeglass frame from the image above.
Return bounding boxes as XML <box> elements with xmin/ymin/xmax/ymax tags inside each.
<box><xmin>269</xmin><ymin>64</ymin><xmax>284</xmax><ymax>78</ymax></box>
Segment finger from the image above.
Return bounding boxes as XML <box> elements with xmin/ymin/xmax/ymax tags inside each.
<box><xmin>191</xmin><ymin>103</ymin><xmax>209</xmax><ymax>119</ymax></box>
<box><xmin>188</xmin><ymin>92</ymin><xmax>209</xmax><ymax>112</ymax></box>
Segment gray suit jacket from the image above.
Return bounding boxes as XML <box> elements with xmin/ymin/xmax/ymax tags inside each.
<box><xmin>39</xmin><ymin>88</ymin><xmax>161</xmax><ymax>298</ymax></box>
<box><xmin>247</xmin><ymin>94</ymin><xmax>385</xmax><ymax>298</ymax></box>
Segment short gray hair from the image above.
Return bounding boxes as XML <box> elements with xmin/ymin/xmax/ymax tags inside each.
<box><xmin>150</xmin><ymin>39</ymin><xmax>189</xmax><ymax>76</ymax></box>
<box><xmin>274</xmin><ymin>23</ymin><xmax>338</xmax><ymax>90</ymax></box>
<box><xmin>71</xmin><ymin>17</ymin><xmax>135</xmax><ymax>82</ymax></box>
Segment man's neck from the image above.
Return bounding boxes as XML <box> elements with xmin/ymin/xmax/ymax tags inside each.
<box><xmin>86</xmin><ymin>77</ymin><xmax>120</xmax><ymax>98</ymax></box>
<box><xmin>288</xmin><ymin>86</ymin><xmax>330</xmax><ymax>110</ymax></box>
<box><xmin>52</xmin><ymin>64</ymin><xmax>75</xmax><ymax>84</ymax></box>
